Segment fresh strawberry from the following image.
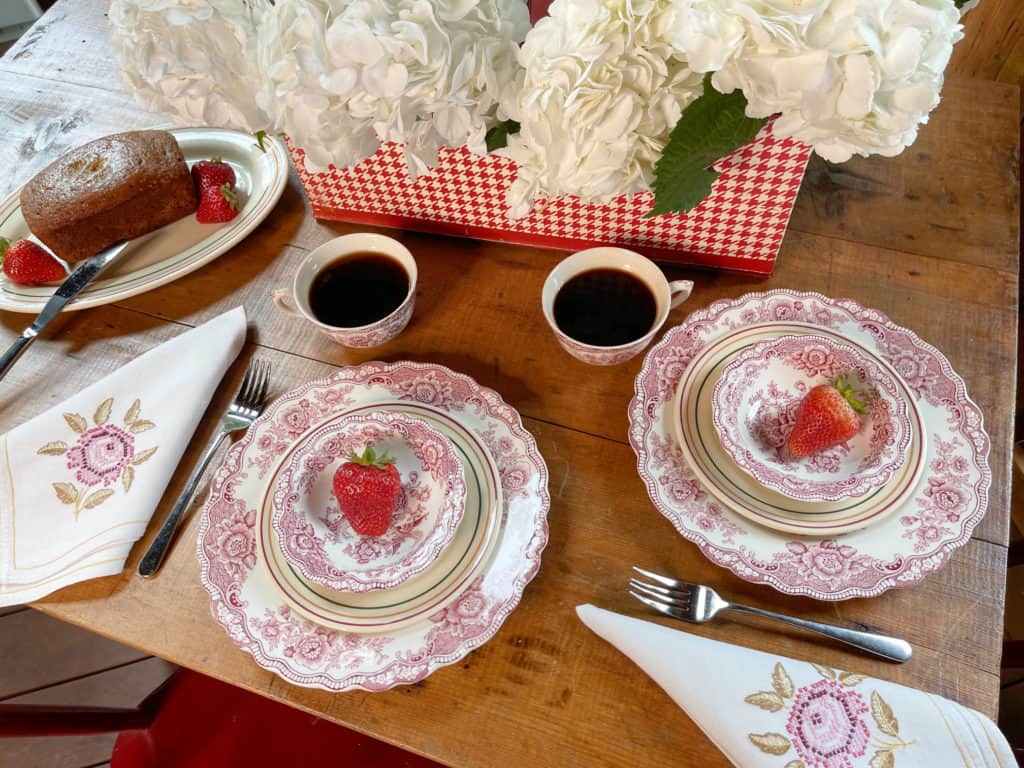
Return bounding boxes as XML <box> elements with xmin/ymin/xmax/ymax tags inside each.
<box><xmin>191</xmin><ymin>157</ymin><xmax>240</xmax><ymax>223</ymax></box>
<box><xmin>787</xmin><ymin>378</ymin><xmax>865</xmax><ymax>459</ymax></box>
<box><xmin>332</xmin><ymin>446</ymin><xmax>402</xmax><ymax>536</ymax></box>
<box><xmin>1</xmin><ymin>238</ymin><xmax>67</xmax><ymax>286</ymax></box>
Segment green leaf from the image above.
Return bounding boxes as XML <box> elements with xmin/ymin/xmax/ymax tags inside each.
<box><xmin>0</xmin><ymin>236</ymin><xmax>9</xmax><ymax>265</ymax></box>
<box><xmin>648</xmin><ymin>74</ymin><xmax>767</xmax><ymax>217</ymax></box>
<box><xmin>954</xmin><ymin>0</ymin><xmax>970</xmax><ymax>7</ymax></box>
<box><xmin>254</xmin><ymin>130</ymin><xmax>269</xmax><ymax>152</ymax></box>
<box><xmin>485</xmin><ymin>119</ymin><xmax>520</xmax><ymax>152</ymax></box>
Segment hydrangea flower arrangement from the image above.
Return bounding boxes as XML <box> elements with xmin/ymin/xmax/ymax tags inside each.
<box><xmin>109</xmin><ymin>0</ymin><xmax>980</xmax><ymax>217</ymax></box>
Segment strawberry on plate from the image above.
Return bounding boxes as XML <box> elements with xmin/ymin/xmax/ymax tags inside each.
<box><xmin>0</xmin><ymin>237</ymin><xmax>68</xmax><ymax>286</ymax></box>
<box><xmin>786</xmin><ymin>377</ymin><xmax>865</xmax><ymax>459</ymax></box>
<box><xmin>332</xmin><ymin>446</ymin><xmax>402</xmax><ymax>536</ymax></box>
<box><xmin>191</xmin><ymin>157</ymin><xmax>240</xmax><ymax>224</ymax></box>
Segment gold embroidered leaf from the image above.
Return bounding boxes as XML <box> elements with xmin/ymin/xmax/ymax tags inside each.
<box><xmin>812</xmin><ymin>663</ymin><xmax>836</xmax><ymax>680</ymax></box>
<box><xmin>129</xmin><ymin>420</ymin><xmax>156</xmax><ymax>434</ymax></box>
<box><xmin>52</xmin><ymin>482</ymin><xmax>77</xmax><ymax>505</ymax></box>
<box><xmin>132</xmin><ymin>447</ymin><xmax>158</xmax><ymax>465</ymax></box>
<box><xmin>93</xmin><ymin>397</ymin><xmax>113</xmax><ymax>426</ymax></box>
<box><xmin>37</xmin><ymin>441</ymin><xmax>68</xmax><ymax>456</ymax></box>
<box><xmin>871</xmin><ymin>691</ymin><xmax>899</xmax><ymax>737</ymax></box>
<box><xmin>64</xmin><ymin>412</ymin><xmax>87</xmax><ymax>434</ymax></box>
<box><xmin>839</xmin><ymin>672</ymin><xmax>868</xmax><ymax>687</ymax></box>
<box><xmin>744</xmin><ymin>692</ymin><xmax>785</xmax><ymax>712</ymax></box>
<box><xmin>748</xmin><ymin>733</ymin><xmax>791</xmax><ymax>756</ymax></box>
<box><xmin>83</xmin><ymin>489</ymin><xmax>114</xmax><ymax>510</ymax></box>
<box><xmin>122</xmin><ymin>466</ymin><xmax>134</xmax><ymax>493</ymax></box>
<box><xmin>785</xmin><ymin>761</ymin><xmax>806</xmax><ymax>768</ymax></box>
<box><xmin>125</xmin><ymin>399</ymin><xmax>141</xmax><ymax>424</ymax></box>
<box><xmin>772</xmin><ymin>662</ymin><xmax>794</xmax><ymax>699</ymax></box>
<box><xmin>870</xmin><ymin>749</ymin><xmax>895</xmax><ymax>768</ymax></box>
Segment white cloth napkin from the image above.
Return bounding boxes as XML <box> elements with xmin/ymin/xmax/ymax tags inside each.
<box><xmin>0</xmin><ymin>307</ymin><xmax>247</xmax><ymax>605</ymax></box>
<box><xmin>577</xmin><ymin>605</ymin><xmax>1015</xmax><ymax>768</ymax></box>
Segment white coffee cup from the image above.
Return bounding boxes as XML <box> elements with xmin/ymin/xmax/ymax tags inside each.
<box><xmin>541</xmin><ymin>247</ymin><xmax>693</xmax><ymax>366</ymax></box>
<box><xmin>272</xmin><ymin>233</ymin><xmax>417</xmax><ymax>348</ymax></box>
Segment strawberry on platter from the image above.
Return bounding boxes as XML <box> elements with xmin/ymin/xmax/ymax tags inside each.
<box><xmin>786</xmin><ymin>377</ymin><xmax>865</xmax><ymax>460</ymax></box>
<box><xmin>0</xmin><ymin>237</ymin><xmax>68</xmax><ymax>286</ymax></box>
<box><xmin>332</xmin><ymin>446</ymin><xmax>402</xmax><ymax>536</ymax></box>
<box><xmin>191</xmin><ymin>157</ymin><xmax>241</xmax><ymax>224</ymax></box>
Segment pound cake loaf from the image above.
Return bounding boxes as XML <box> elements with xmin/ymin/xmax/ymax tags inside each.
<box><xmin>20</xmin><ymin>130</ymin><xmax>198</xmax><ymax>263</ymax></box>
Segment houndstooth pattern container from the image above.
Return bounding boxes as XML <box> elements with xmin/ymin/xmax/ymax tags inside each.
<box><xmin>289</xmin><ymin>122</ymin><xmax>812</xmax><ymax>276</ymax></box>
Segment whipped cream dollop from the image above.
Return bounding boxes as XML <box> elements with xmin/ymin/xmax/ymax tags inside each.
<box><xmin>501</xmin><ymin>0</ymin><xmax>704</xmax><ymax>219</ymax></box>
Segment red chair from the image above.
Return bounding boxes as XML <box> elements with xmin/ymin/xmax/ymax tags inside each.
<box><xmin>0</xmin><ymin>668</ymin><xmax>442</xmax><ymax>767</ymax></box>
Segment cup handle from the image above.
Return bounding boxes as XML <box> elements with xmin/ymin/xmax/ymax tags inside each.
<box><xmin>668</xmin><ymin>280</ymin><xmax>694</xmax><ymax>309</ymax></box>
<box><xmin>271</xmin><ymin>288</ymin><xmax>303</xmax><ymax>318</ymax></box>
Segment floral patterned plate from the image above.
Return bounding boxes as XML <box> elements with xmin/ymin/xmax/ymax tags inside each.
<box><xmin>630</xmin><ymin>290</ymin><xmax>990</xmax><ymax>600</ymax></box>
<box><xmin>675</xmin><ymin>323</ymin><xmax>926</xmax><ymax>536</ymax></box>
<box><xmin>259</xmin><ymin>401</ymin><xmax>503</xmax><ymax>633</ymax></box>
<box><xmin>198</xmin><ymin>361</ymin><xmax>549</xmax><ymax>691</ymax></box>
<box><xmin>272</xmin><ymin>412</ymin><xmax>467</xmax><ymax>593</ymax></box>
<box><xmin>712</xmin><ymin>334</ymin><xmax>912</xmax><ymax>502</ymax></box>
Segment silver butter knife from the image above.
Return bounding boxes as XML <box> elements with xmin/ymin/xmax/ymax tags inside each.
<box><xmin>0</xmin><ymin>241</ymin><xmax>129</xmax><ymax>382</ymax></box>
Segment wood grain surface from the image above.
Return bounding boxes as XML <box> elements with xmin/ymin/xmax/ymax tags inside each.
<box><xmin>0</xmin><ymin>2</ymin><xmax>1019</xmax><ymax>766</ymax></box>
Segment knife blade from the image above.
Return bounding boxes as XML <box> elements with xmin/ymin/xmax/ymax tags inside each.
<box><xmin>0</xmin><ymin>241</ymin><xmax>130</xmax><ymax>383</ymax></box>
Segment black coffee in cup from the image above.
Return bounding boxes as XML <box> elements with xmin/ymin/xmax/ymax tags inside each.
<box><xmin>553</xmin><ymin>268</ymin><xmax>657</xmax><ymax>347</ymax></box>
<box><xmin>309</xmin><ymin>252</ymin><xmax>410</xmax><ymax>328</ymax></box>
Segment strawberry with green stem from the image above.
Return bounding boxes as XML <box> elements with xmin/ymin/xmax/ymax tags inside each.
<box><xmin>787</xmin><ymin>377</ymin><xmax>865</xmax><ymax>459</ymax></box>
<box><xmin>191</xmin><ymin>156</ymin><xmax>240</xmax><ymax>223</ymax></box>
<box><xmin>0</xmin><ymin>237</ymin><xmax>67</xmax><ymax>285</ymax></box>
<box><xmin>332</xmin><ymin>446</ymin><xmax>402</xmax><ymax>536</ymax></box>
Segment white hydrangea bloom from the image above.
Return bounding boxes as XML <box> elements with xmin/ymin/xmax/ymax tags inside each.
<box><xmin>502</xmin><ymin>0</ymin><xmax>704</xmax><ymax>219</ymax></box>
<box><xmin>256</xmin><ymin>0</ymin><xmax>529</xmax><ymax>174</ymax></box>
<box><xmin>669</xmin><ymin>0</ymin><xmax>964</xmax><ymax>163</ymax></box>
<box><xmin>109</xmin><ymin>0</ymin><xmax>268</xmax><ymax>132</ymax></box>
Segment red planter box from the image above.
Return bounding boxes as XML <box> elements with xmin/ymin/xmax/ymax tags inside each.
<box><xmin>290</xmin><ymin>121</ymin><xmax>811</xmax><ymax>276</ymax></box>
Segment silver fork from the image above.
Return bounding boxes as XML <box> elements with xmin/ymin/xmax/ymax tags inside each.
<box><xmin>630</xmin><ymin>567</ymin><xmax>912</xmax><ymax>663</ymax></box>
<box><xmin>138</xmin><ymin>359</ymin><xmax>271</xmax><ymax>577</ymax></box>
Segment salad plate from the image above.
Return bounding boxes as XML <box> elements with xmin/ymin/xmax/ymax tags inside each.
<box><xmin>674</xmin><ymin>323</ymin><xmax>926</xmax><ymax>536</ymax></box>
<box><xmin>630</xmin><ymin>290</ymin><xmax>990</xmax><ymax>600</ymax></box>
<box><xmin>0</xmin><ymin>127</ymin><xmax>289</xmax><ymax>312</ymax></box>
<box><xmin>198</xmin><ymin>362</ymin><xmax>549</xmax><ymax>691</ymax></box>
<box><xmin>712</xmin><ymin>334</ymin><xmax>911</xmax><ymax>502</ymax></box>
<box><xmin>272</xmin><ymin>411</ymin><xmax>467</xmax><ymax>593</ymax></box>
<box><xmin>260</xmin><ymin>401</ymin><xmax>503</xmax><ymax>633</ymax></box>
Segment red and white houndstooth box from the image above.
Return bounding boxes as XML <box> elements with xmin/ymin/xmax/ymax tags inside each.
<box><xmin>289</xmin><ymin>121</ymin><xmax>812</xmax><ymax>277</ymax></box>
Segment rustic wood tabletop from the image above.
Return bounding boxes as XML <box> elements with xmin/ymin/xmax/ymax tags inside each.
<box><xmin>0</xmin><ymin>2</ymin><xmax>1019</xmax><ymax>766</ymax></box>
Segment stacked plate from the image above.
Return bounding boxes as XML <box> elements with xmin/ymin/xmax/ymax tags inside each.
<box><xmin>629</xmin><ymin>289</ymin><xmax>990</xmax><ymax>600</ymax></box>
<box><xmin>197</xmin><ymin>362</ymin><xmax>550</xmax><ymax>691</ymax></box>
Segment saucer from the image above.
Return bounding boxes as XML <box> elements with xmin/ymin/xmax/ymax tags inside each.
<box><xmin>630</xmin><ymin>290</ymin><xmax>989</xmax><ymax>601</ymax></box>
<box><xmin>712</xmin><ymin>335</ymin><xmax>911</xmax><ymax>502</ymax></box>
<box><xmin>673</xmin><ymin>323</ymin><xmax>925</xmax><ymax>536</ymax></box>
<box><xmin>271</xmin><ymin>412</ymin><xmax>466</xmax><ymax>593</ymax></box>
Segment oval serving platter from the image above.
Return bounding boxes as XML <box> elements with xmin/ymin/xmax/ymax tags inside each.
<box><xmin>0</xmin><ymin>126</ymin><xmax>289</xmax><ymax>312</ymax></box>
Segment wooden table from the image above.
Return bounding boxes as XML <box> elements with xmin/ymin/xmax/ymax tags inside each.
<box><xmin>0</xmin><ymin>3</ymin><xmax>1019</xmax><ymax>766</ymax></box>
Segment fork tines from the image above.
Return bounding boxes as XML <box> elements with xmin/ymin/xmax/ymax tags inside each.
<box><xmin>629</xmin><ymin>566</ymin><xmax>702</xmax><ymax>623</ymax></box>
<box><xmin>238</xmin><ymin>359</ymin><xmax>271</xmax><ymax>410</ymax></box>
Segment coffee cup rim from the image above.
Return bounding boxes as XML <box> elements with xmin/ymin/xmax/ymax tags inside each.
<box><xmin>291</xmin><ymin>233</ymin><xmax>417</xmax><ymax>332</ymax></box>
<box><xmin>541</xmin><ymin>247</ymin><xmax>672</xmax><ymax>352</ymax></box>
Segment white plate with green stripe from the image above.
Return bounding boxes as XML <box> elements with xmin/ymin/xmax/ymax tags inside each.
<box><xmin>0</xmin><ymin>126</ymin><xmax>289</xmax><ymax>313</ymax></box>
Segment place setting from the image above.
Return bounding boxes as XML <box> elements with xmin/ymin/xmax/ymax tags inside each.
<box><xmin>0</xmin><ymin>0</ymin><xmax>1019</xmax><ymax>764</ymax></box>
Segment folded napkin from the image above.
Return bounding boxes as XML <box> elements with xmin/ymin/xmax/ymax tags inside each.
<box><xmin>0</xmin><ymin>308</ymin><xmax>247</xmax><ymax>605</ymax></box>
<box><xmin>577</xmin><ymin>605</ymin><xmax>1015</xmax><ymax>768</ymax></box>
